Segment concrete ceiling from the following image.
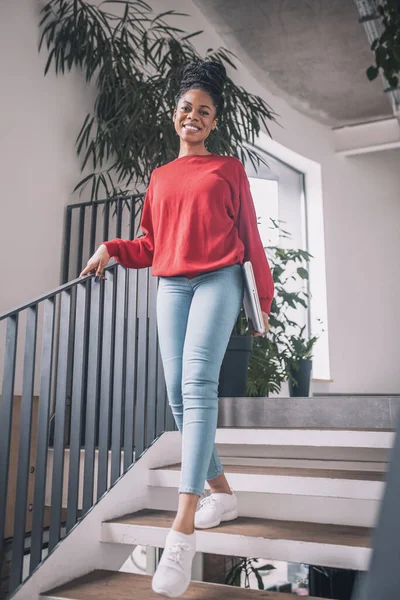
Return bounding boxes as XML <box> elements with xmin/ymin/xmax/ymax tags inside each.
<box><xmin>194</xmin><ymin>0</ymin><xmax>392</xmax><ymax>127</ymax></box>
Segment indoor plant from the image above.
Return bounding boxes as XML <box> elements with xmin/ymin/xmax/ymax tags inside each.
<box><xmin>246</xmin><ymin>333</ymin><xmax>283</xmax><ymax>397</ymax></box>
<box><xmin>39</xmin><ymin>0</ymin><xmax>277</xmax><ymax>201</ymax></box>
<box><xmin>225</xmin><ymin>557</ymin><xmax>275</xmax><ymax>589</ymax></box>
<box><xmin>219</xmin><ymin>238</ymin><xmax>312</xmax><ymax>397</ymax></box>
<box><xmin>246</xmin><ymin>223</ymin><xmax>312</xmax><ymax>397</ymax></box>
<box><xmin>284</xmin><ymin>325</ymin><xmax>319</xmax><ymax>397</ymax></box>
<box><xmin>219</xmin><ymin>220</ymin><xmax>313</xmax><ymax>398</ymax></box>
<box><xmin>366</xmin><ymin>0</ymin><xmax>400</xmax><ymax>89</ymax></box>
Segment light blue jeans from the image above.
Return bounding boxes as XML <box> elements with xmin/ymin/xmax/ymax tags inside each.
<box><xmin>157</xmin><ymin>264</ymin><xmax>243</xmax><ymax>496</ymax></box>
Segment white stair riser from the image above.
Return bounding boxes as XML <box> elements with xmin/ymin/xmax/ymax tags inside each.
<box><xmin>101</xmin><ymin>523</ymin><xmax>371</xmax><ymax>571</ymax></box>
<box><xmin>217</xmin><ymin>444</ymin><xmax>389</xmax><ymax>462</ymax></box>
<box><xmin>219</xmin><ymin>456</ymin><xmax>387</xmax><ymax>472</ymax></box>
<box><xmin>9</xmin><ymin>432</ymin><xmax>182</xmax><ymax>600</ymax></box>
<box><xmin>148</xmin><ymin>469</ymin><xmax>384</xmax><ymax>500</ymax></box>
<box><xmin>146</xmin><ymin>487</ymin><xmax>380</xmax><ymax>528</ymax></box>
<box><xmin>215</xmin><ymin>429</ymin><xmax>394</xmax><ymax>449</ymax></box>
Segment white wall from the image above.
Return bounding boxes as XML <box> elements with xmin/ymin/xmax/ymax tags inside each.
<box><xmin>321</xmin><ymin>149</ymin><xmax>400</xmax><ymax>394</ymax></box>
<box><xmin>0</xmin><ymin>0</ymin><xmax>91</xmax><ymax>315</ymax></box>
<box><xmin>1</xmin><ymin>0</ymin><xmax>399</xmax><ymax>393</ymax></box>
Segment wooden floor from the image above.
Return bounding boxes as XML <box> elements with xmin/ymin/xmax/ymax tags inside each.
<box><xmin>43</xmin><ymin>570</ymin><xmax>320</xmax><ymax>599</ymax></box>
<box><xmin>107</xmin><ymin>509</ymin><xmax>372</xmax><ymax>548</ymax></box>
<box><xmin>158</xmin><ymin>463</ymin><xmax>385</xmax><ymax>481</ymax></box>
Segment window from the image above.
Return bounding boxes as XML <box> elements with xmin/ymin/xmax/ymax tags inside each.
<box><xmin>249</xmin><ymin>178</ymin><xmax>279</xmax><ymax>247</ymax></box>
<box><xmin>245</xmin><ymin>142</ymin><xmax>330</xmax><ymax>382</ymax></box>
<box><xmin>247</xmin><ymin>150</ymin><xmax>309</xmax><ymax>333</ymax></box>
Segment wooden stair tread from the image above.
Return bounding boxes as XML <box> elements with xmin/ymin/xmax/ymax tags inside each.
<box><xmin>107</xmin><ymin>509</ymin><xmax>372</xmax><ymax>548</ymax></box>
<box><xmin>42</xmin><ymin>570</ymin><xmax>320</xmax><ymax>599</ymax></box>
<box><xmin>157</xmin><ymin>463</ymin><xmax>385</xmax><ymax>481</ymax></box>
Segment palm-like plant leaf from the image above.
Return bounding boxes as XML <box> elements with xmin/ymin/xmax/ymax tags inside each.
<box><xmin>39</xmin><ymin>0</ymin><xmax>277</xmax><ymax>201</ymax></box>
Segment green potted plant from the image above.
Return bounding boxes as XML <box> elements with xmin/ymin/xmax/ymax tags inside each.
<box><xmin>246</xmin><ymin>224</ymin><xmax>312</xmax><ymax>397</ymax></box>
<box><xmin>225</xmin><ymin>557</ymin><xmax>275</xmax><ymax>589</ymax></box>
<box><xmin>366</xmin><ymin>0</ymin><xmax>400</xmax><ymax>90</ymax></box>
<box><xmin>284</xmin><ymin>325</ymin><xmax>318</xmax><ymax>397</ymax></box>
<box><xmin>219</xmin><ymin>220</ymin><xmax>313</xmax><ymax>398</ymax></box>
<box><xmin>246</xmin><ymin>334</ymin><xmax>284</xmax><ymax>396</ymax></box>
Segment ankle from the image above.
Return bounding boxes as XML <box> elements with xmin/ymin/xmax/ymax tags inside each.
<box><xmin>209</xmin><ymin>486</ymin><xmax>233</xmax><ymax>496</ymax></box>
<box><xmin>172</xmin><ymin>520</ymin><xmax>195</xmax><ymax>536</ymax></box>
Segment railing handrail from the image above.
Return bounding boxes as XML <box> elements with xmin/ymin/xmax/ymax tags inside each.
<box><xmin>66</xmin><ymin>192</ymin><xmax>144</xmax><ymax>210</ymax></box>
<box><xmin>0</xmin><ymin>272</ymin><xmax>106</xmax><ymax>321</ymax></box>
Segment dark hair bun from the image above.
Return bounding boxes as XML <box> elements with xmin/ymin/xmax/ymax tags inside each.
<box><xmin>181</xmin><ymin>60</ymin><xmax>226</xmax><ymax>96</ymax></box>
<box><xmin>177</xmin><ymin>60</ymin><xmax>227</xmax><ymax>117</ymax></box>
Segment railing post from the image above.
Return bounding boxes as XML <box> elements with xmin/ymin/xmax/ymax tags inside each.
<box><xmin>123</xmin><ymin>269</ymin><xmax>138</xmax><ymax>473</ymax></box>
<box><xmin>62</xmin><ymin>207</ymin><xmax>72</xmax><ymax>284</ymax></box>
<box><xmin>97</xmin><ymin>269</ymin><xmax>115</xmax><ymax>498</ymax></box>
<box><xmin>110</xmin><ymin>267</ymin><xmax>126</xmax><ymax>484</ymax></box>
<box><xmin>89</xmin><ymin>202</ymin><xmax>98</xmax><ymax>258</ymax></box>
<box><xmin>49</xmin><ymin>291</ymin><xmax>71</xmax><ymax>552</ymax></box>
<box><xmin>103</xmin><ymin>201</ymin><xmax>110</xmax><ymax>247</ymax></box>
<box><xmin>0</xmin><ymin>316</ymin><xmax>18</xmax><ymax>577</ymax></box>
<box><xmin>146</xmin><ymin>274</ymin><xmax>158</xmax><ymax>447</ymax></box>
<box><xmin>76</xmin><ymin>205</ymin><xmax>86</xmax><ymax>281</ymax></box>
<box><xmin>129</xmin><ymin>196</ymin><xmax>135</xmax><ymax>240</ymax></box>
<box><xmin>10</xmin><ymin>306</ymin><xmax>38</xmax><ymax>591</ymax></box>
<box><xmin>66</xmin><ymin>282</ymin><xmax>88</xmax><ymax>533</ymax></box>
<box><xmin>30</xmin><ymin>298</ymin><xmax>56</xmax><ymax>572</ymax></box>
<box><xmin>134</xmin><ymin>268</ymin><xmax>149</xmax><ymax>459</ymax></box>
<box><xmin>82</xmin><ymin>279</ymin><xmax>101</xmax><ymax>516</ymax></box>
<box><xmin>116</xmin><ymin>197</ymin><xmax>123</xmax><ymax>239</ymax></box>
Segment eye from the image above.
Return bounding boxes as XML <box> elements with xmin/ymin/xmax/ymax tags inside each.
<box><xmin>201</xmin><ymin>111</ymin><xmax>210</xmax><ymax>116</ymax></box>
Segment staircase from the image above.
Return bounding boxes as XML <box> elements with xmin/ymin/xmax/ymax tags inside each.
<box><xmin>6</xmin><ymin>422</ymin><xmax>392</xmax><ymax>599</ymax></box>
<box><xmin>1</xmin><ymin>196</ymin><xmax>398</xmax><ymax>598</ymax></box>
<box><xmin>0</xmin><ymin>264</ymin><xmax>173</xmax><ymax>599</ymax></box>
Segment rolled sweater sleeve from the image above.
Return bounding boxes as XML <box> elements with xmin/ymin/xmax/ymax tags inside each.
<box><xmin>237</xmin><ymin>165</ymin><xmax>274</xmax><ymax>314</ymax></box>
<box><xmin>103</xmin><ymin>177</ymin><xmax>155</xmax><ymax>270</ymax></box>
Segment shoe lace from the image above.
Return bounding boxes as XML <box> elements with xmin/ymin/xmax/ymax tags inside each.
<box><xmin>199</xmin><ymin>495</ymin><xmax>220</xmax><ymax>509</ymax></box>
<box><xmin>165</xmin><ymin>542</ymin><xmax>191</xmax><ymax>565</ymax></box>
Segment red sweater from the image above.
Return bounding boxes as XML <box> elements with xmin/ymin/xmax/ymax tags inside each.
<box><xmin>104</xmin><ymin>154</ymin><xmax>274</xmax><ymax>313</ymax></box>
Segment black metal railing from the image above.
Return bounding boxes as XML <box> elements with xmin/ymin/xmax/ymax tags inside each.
<box><xmin>0</xmin><ymin>263</ymin><xmax>172</xmax><ymax>597</ymax></box>
<box><xmin>62</xmin><ymin>194</ymin><xmax>144</xmax><ymax>284</ymax></box>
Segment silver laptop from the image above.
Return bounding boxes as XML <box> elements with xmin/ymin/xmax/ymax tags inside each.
<box><xmin>242</xmin><ymin>261</ymin><xmax>266</xmax><ymax>336</ymax></box>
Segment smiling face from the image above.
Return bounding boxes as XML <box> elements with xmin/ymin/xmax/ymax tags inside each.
<box><xmin>174</xmin><ymin>88</ymin><xmax>218</xmax><ymax>148</ymax></box>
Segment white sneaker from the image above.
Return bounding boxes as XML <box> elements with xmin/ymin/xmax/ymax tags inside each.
<box><xmin>195</xmin><ymin>492</ymin><xmax>238</xmax><ymax>529</ymax></box>
<box><xmin>152</xmin><ymin>529</ymin><xmax>196</xmax><ymax>597</ymax></box>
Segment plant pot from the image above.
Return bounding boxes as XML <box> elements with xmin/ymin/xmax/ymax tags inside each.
<box><xmin>288</xmin><ymin>358</ymin><xmax>312</xmax><ymax>397</ymax></box>
<box><xmin>308</xmin><ymin>565</ymin><xmax>357</xmax><ymax>599</ymax></box>
<box><xmin>218</xmin><ymin>335</ymin><xmax>253</xmax><ymax>397</ymax></box>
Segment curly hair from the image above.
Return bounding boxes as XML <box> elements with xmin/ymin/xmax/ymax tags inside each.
<box><xmin>175</xmin><ymin>60</ymin><xmax>227</xmax><ymax>118</ymax></box>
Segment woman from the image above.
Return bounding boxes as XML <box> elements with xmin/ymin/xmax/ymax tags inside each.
<box><xmin>80</xmin><ymin>60</ymin><xmax>274</xmax><ymax>598</ymax></box>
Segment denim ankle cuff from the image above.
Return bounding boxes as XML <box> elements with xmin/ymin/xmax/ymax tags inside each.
<box><xmin>206</xmin><ymin>467</ymin><xmax>224</xmax><ymax>482</ymax></box>
<box><xmin>179</xmin><ymin>486</ymin><xmax>203</xmax><ymax>496</ymax></box>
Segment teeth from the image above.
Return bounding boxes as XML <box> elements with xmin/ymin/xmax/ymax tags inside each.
<box><xmin>184</xmin><ymin>125</ymin><xmax>199</xmax><ymax>131</ymax></box>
